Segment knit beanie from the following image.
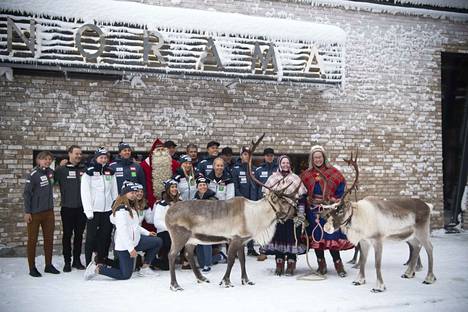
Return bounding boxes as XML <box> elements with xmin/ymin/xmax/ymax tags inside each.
<box><xmin>163</xmin><ymin>179</ymin><xmax>178</xmax><ymax>191</ymax></box>
<box><xmin>94</xmin><ymin>147</ymin><xmax>108</xmax><ymax>158</ymax></box>
<box><xmin>179</xmin><ymin>154</ymin><xmax>192</xmax><ymax>164</ymax></box>
<box><xmin>118</xmin><ymin>142</ymin><xmax>132</xmax><ymax>152</ymax></box>
<box><xmin>196</xmin><ymin>176</ymin><xmax>210</xmax><ymax>186</ymax></box>
<box><xmin>240</xmin><ymin>146</ymin><xmax>251</xmax><ymax>156</ymax></box>
<box><xmin>120</xmin><ymin>181</ymin><xmax>140</xmax><ymax>195</ymax></box>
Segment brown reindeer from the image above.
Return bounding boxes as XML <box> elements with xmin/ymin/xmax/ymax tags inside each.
<box><xmin>320</xmin><ymin>152</ymin><xmax>436</xmax><ymax>292</ymax></box>
<box><xmin>165</xmin><ymin>134</ymin><xmax>302</xmax><ymax>291</ymax></box>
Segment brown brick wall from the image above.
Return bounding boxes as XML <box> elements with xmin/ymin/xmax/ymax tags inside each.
<box><xmin>1</xmin><ymin>0</ymin><xmax>467</xmax><ymax>255</ymax></box>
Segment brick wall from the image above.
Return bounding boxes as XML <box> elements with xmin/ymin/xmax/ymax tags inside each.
<box><xmin>1</xmin><ymin>0</ymin><xmax>467</xmax><ymax>255</ymax></box>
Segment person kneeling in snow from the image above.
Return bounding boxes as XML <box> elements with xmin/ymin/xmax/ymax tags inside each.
<box><xmin>85</xmin><ymin>182</ymin><xmax>162</xmax><ymax>280</ymax></box>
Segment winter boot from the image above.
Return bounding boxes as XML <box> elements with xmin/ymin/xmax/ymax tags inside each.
<box><xmin>316</xmin><ymin>258</ymin><xmax>327</xmax><ymax>275</ymax></box>
<box><xmin>285</xmin><ymin>259</ymin><xmax>296</xmax><ymax>276</ymax></box>
<box><xmin>63</xmin><ymin>262</ymin><xmax>72</xmax><ymax>273</ymax></box>
<box><xmin>72</xmin><ymin>258</ymin><xmax>86</xmax><ymax>270</ymax></box>
<box><xmin>334</xmin><ymin>259</ymin><xmax>347</xmax><ymax>277</ymax></box>
<box><xmin>44</xmin><ymin>264</ymin><xmax>60</xmax><ymax>274</ymax></box>
<box><xmin>275</xmin><ymin>258</ymin><xmax>285</xmax><ymax>276</ymax></box>
<box><xmin>29</xmin><ymin>267</ymin><xmax>42</xmax><ymax>277</ymax></box>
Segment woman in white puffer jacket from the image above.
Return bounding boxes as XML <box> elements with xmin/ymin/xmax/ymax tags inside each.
<box><xmin>80</xmin><ymin>147</ymin><xmax>119</xmax><ymax>266</ymax></box>
<box><xmin>85</xmin><ymin>181</ymin><xmax>162</xmax><ymax>280</ymax></box>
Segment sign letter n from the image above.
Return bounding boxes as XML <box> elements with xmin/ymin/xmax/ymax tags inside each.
<box><xmin>7</xmin><ymin>18</ymin><xmax>36</xmax><ymax>57</ymax></box>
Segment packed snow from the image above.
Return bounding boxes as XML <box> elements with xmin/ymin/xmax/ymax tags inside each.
<box><xmin>0</xmin><ymin>0</ymin><xmax>345</xmax><ymax>84</ymax></box>
<box><xmin>0</xmin><ymin>0</ymin><xmax>346</xmax><ymax>44</ymax></box>
<box><xmin>397</xmin><ymin>0</ymin><xmax>468</xmax><ymax>9</ymax></box>
<box><xmin>293</xmin><ymin>0</ymin><xmax>468</xmax><ymax>21</ymax></box>
<box><xmin>1</xmin><ymin>231</ymin><xmax>468</xmax><ymax>312</ymax></box>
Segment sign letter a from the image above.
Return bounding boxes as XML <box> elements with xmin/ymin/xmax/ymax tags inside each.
<box><xmin>304</xmin><ymin>46</ymin><xmax>325</xmax><ymax>77</ymax></box>
<box><xmin>7</xmin><ymin>18</ymin><xmax>36</xmax><ymax>57</ymax></box>
<box><xmin>196</xmin><ymin>38</ymin><xmax>223</xmax><ymax>71</ymax></box>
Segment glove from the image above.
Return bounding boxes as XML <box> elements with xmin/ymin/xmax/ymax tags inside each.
<box><xmin>293</xmin><ymin>213</ymin><xmax>306</xmax><ymax>227</ymax></box>
<box><xmin>85</xmin><ymin>211</ymin><xmax>94</xmax><ymax>220</ymax></box>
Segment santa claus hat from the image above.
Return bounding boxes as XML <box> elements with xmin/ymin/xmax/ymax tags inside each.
<box><xmin>151</xmin><ymin>138</ymin><xmax>164</xmax><ymax>151</ymax></box>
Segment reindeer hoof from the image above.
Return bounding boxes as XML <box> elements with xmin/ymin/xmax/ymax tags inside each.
<box><xmin>347</xmin><ymin>259</ymin><xmax>357</xmax><ymax>265</ymax></box>
<box><xmin>352</xmin><ymin>280</ymin><xmax>365</xmax><ymax>286</ymax></box>
<box><xmin>371</xmin><ymin>287</ymin><xmax>386</xmax><ymax>293</ymax></box>
<box><xmin>170</xmin><ymin>284</ymin><xmax>184</xmax><ymax>291</ymax></box>
<box><xmin>401</xmin><ymin>272</ymin><xmax>415</xmax><ymax>279</ymax></box>
<box><xmin>423</xmin><ymin>275</ymin><xmax>436</xmax><ymax>284</ymax></box>
<box><xmin>351</xmin><ymin>263</ymin><xmax>360</xmax><ymax>269</ymax></box>
<box><xmin>197</xmin><ymin>277</ymin><xmax>210</xmax><ymax>284</ymax></box>
<box><xmin>241</xmin><ymin>278</ymin><xmax>255</xmax><ymax>285</ymax></box>
<box><xmin>219</xmin><ymin>280</ymin><xmax>234</xmax><ymax>288</ymax></box>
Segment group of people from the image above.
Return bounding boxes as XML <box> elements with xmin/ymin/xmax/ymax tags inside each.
<box><xmin>23</xmin><ymin>137</ymin><xmax>354</xmax><ymax>280</ymax></box>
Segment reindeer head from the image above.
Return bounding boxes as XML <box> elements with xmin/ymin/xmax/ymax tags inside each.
<box><xmin>320</xmin><ymin>150</ymin><xmax>359</xmax><ymax>233</ymax></box>
<box><xmin>247</xmin><ymin>133</ymin><xmax>301</xmax><ymax>223</ymax></box>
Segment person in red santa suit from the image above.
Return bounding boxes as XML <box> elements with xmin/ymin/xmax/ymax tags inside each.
<box><xmin>140</xmin><ymin>138</ymin><xmax>180</xmax><ymax>210</ymax></box>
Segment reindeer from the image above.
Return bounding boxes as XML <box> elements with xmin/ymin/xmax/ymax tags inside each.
<box><xmin>165</xmin><ymin>134</ymin><xmax>301</xmax><ymax>291</ymax></box>
<box><xmin>320</xmin><ymin>152</ymin><xmax>436</xmax><ymax>292</ymax></box>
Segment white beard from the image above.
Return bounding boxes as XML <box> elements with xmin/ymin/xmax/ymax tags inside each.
<box><xmin>152</xmin><ymin>149</ymin><xmax>172</xmax><ymax>199</ymax></box>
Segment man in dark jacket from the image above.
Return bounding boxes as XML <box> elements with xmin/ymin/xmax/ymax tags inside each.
<box><xmin>23</xmin><ymin>151</ymin><xmax>60</xmax><ymax>277</ymax></box>
<box><xmin>54</xmin><ymin>145</ymin><xmax>87</xmax><ymax>272</ymax></box>
<box><xmin>197</xmin><ymin>140</ymin><xmax>220</xmax><ymax>177</ymax></box>
<box><xmin>164</xmin><ymin>140</ymin><xmax>179</xmax><ymax>162</ymax></box>
<box><xmin>220</xmin><ymin>146</ymin><xmax>236</xmax><ymax>173</ymax></box>
<box><xmin>186</xmin><ymin>143</ymin><xmax>199</xmax><ymax>168</ymax></box>
<box><xmin>231</xmin><ymin>146</ymin><xmax>259</xmax><ymax>256</ymax></box>
<box><xmin>109</xmin><ymin>142</ymin><xmax>146</xmax><ymax>194</ymax></box>
<box><xmin>255</xmin><ymin>147</ymin><xmax>278</xmax><ymax>199</ymax></box>
<box><xmin>254</xmin><ymin>147</ymin><xmax>278</xmax><ymax>261</ymax></box>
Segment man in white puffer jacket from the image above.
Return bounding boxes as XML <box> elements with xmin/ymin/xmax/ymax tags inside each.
<box><xmin>85</xmin><ymin>181</ymin><xmax>162</xmax><ymax>280</ymax></box>
<box><xmin>81</xmin><ymin>147</ymin><xmax>118</xmax><ymax>266</ymax></box>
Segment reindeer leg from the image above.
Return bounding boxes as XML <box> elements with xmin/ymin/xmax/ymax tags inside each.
<box><xmin>404</xmin><ymin>241</ymin><xmax>413</xmax><ymax>266</ymax></box>
<box><xmin>220</xmin><ymin>238</ymin><xmax>242</xmax><ymax>288</ymax></box>
<box><xmin>371</xmin><ymin>239</ymin><xmax>386</xmax><ymax>293</ymax></box>
<box><xmin>185</xmin><ymin>244</ymin><xmax>209</xmax><ymax>284</ymax></box>
<box><xmin>168</xmin><ymin>226</ymin><xmax>191</xmax><ymax>291</ymax></box>
<box><xmin>238</xmin><ymin>240</ymin><xmax>254</xmax><ymax>286</ymax></box>
<box><xmin>418</xmin><ymin>229</ymin><xmax>436</xmax><ymax>284</ymax></box>
<box><xmin>402</xmin><ymin>238</ymin><xmax>421</xmax><ymax>279</ymax></box>
<box><xmin>353</xmin><ymin>239</ymin><xmax>369</xmax><ymax>286</ymax></box>
<box><xmin>348</xmin><ymin>242</ymin><xmax>360</xmax><ymax>265</ymax></box>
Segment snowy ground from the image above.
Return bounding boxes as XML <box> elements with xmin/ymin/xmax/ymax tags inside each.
<box><xmin>1</xmin><ymin>231</ymin><xmax>468</xmax><ymax>312</ymax></box>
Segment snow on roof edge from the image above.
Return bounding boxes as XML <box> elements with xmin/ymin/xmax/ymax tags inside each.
<box><xmin>291</xmin><ymin>0</ymin><xmax>468</xmax><ymax>22</ymax></box>
<box><xmin>0</xmin><ymin>0</ymin><xmax>346</xmax><ymax>44</ymax></box>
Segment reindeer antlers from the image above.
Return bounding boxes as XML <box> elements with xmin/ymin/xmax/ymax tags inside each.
<box><xmin>251</xmin><ymin>133</ymin><xmax>265</xmax><ymax>154</ymax></box>
<box><xmin>342</xmin><ymin>149</ymin><xmax>359</xmax><ymax>199</ymax></box>
<box><xmin>248</xmin><ymin>133</ymin><xmax>272</xmax><ymax>190</ymax></box>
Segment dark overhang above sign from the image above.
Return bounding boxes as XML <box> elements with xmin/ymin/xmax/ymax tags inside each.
<box><xmin>0</xmin><ymin>0</ymin><xmax>346</xmax><ymax>85</ymax></box>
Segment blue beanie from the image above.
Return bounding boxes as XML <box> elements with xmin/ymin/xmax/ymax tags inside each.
<box><xmin>120</xmin><ymin>181</ymin><xmax>140</xmax><ymax>195</ymax></box>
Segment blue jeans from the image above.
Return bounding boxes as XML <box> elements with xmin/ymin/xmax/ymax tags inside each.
<box><xmin>196</xmin><ymin>245</ymin><xmax>212</xmax><ymax>268</ymax></box>
<box><xmin>99</xmin><ymin>236</ymin><xmax>162</xmax><ymax>280</ymax></box>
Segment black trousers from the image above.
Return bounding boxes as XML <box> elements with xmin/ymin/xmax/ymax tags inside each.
<box><xmin>85</xmin><ymin>211</ymin><xmax>112</xmax><ymax>265</ymax></box>
<box><xmin>61</xmin><ymin>207</ymin><xmax>87</xmax><ymax>264</ymax></box>
<box><xmin>155</xmin><ymin>231</ymin><xmax>171</xmax><ymax>270</ymax></box>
